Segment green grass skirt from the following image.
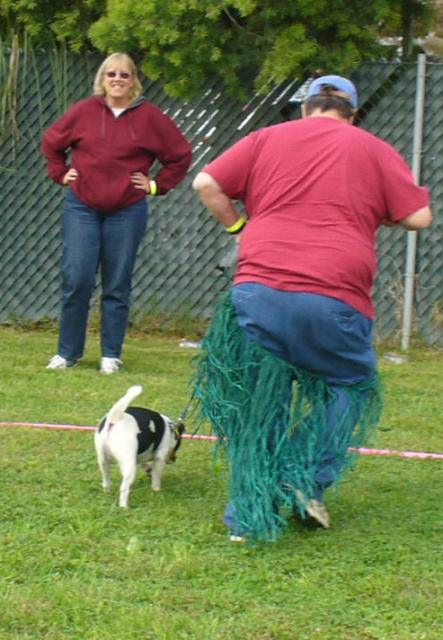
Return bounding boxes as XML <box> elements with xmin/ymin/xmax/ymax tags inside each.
<box><xmin>191</xmin><ymin>291</ymin><xmax>382</xmax><ymax>540</ymax></box>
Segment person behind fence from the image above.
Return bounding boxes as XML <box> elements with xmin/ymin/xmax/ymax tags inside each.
<box><xmin>192</xmin><ymin>74</ymin><xmax>432</xmax><ymax>542</ymax></box>
<box><xmin>41</xmin><ymin>52</ymin><xmax>192</xmax><ymax>374</ymax></box>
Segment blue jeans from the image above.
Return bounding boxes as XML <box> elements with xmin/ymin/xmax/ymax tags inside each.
<box><xmin>232</xmin><ymin>283</ymin><xmax>375</xmax><ymax>385</ymax></box>
<box><xmin>58</xmin><ymin>190</ymin><xmax>148</xmax><ymax>360</ymax></box>
<box><xmin>229</xmin><ymin>283</ymin><xmax>376</xmax><ymax>514</ymax></box>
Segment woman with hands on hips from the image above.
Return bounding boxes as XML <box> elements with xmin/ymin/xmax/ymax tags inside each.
<box><xmin>42</xmin><ymin>52</ymin><xmax>192</xmax><ymax>374</ymax></box>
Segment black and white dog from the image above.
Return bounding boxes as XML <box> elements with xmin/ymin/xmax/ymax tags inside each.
<box><xmin>95</xmin><ymin>385</ymin><xmax>185</xmax><ymax>508</ymax></box>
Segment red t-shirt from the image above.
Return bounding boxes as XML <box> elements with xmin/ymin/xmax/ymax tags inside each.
<box><xmin>203</xmin><ymin>117</ymin><xmax>429</xmax><ymax>318</ymax></box>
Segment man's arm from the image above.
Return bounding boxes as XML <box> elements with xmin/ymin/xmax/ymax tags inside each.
<box><xmin>398</xmin><ymin>206</ymin><xmax>432</xmax><ymax>230</ymax></box>
<box><xmin>193</xmin><ymin>172</ymin><xmax>245</xmax><ymax>229</ymax></box>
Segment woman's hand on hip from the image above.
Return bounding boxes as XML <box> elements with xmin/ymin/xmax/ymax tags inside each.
<box><xmin>131</xmin><ymin>172</ymin><xmax>150</xmax><ymax>193</ymax></box>
<box><xmin>62</xmin><ymin>168</ymin><xmax>78</xmax><ymax>185</ymax></box>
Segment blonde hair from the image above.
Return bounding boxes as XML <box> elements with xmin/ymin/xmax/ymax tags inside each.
<box><xmin>93</xmin><ymin>53</ymin><xmax>143</xmax><ymax>100</ymax></box>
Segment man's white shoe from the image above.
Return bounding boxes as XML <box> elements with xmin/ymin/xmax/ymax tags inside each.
<box><xmin>306</xmin><ymin>499</ymin><xmax>330</xmax><ymax>529</ymax></box>
<box><xmin>230</xmin><ymin>535</ymin><xmax>246</xmax><ymax>543</ymax></box>
<box><xmin>46</xmin><ymin>355</ymin><xmax>77</xmax><ymax>369</ymax></box>
<box><xmin>100</xmin><ymin>357</ymin><xmax>122</xmax><ymax>374</ymax></box>
<box><xmin>295</xmin><ymin>490</ymin><xmax>331</xmax><ymax>529</ymax></box>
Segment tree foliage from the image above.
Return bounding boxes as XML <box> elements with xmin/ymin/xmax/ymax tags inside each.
<box><xmin>0</xmin><ymin>0</ymin><xmax>435</xmax><ymax>98</ymax></box>
<box><xmin>0</xmin><ymin>0</ymin><xmax>105</xmax><ymax>51</ymax></box>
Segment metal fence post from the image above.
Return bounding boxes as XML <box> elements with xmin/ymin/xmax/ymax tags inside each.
<box><xmin>401</xmin><ymin>53</ymin><xmax>427</xmax><ymax>351</ymax></box>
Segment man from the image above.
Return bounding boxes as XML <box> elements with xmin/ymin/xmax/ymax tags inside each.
<box><xmin>192</xmin><ymin>75</ymin><xmax>432</xmax><ymax>542</ymax></box>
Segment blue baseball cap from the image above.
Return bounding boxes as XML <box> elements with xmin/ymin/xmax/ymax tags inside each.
<box><xmin>306</xmin><ymin>75</ymin><xmax>358</xmax><ymax>108</ymax></box>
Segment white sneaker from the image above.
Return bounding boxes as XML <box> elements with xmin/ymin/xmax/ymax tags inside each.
<box><xmin>46</xmin><ymin>355</ymin><xmax>77</xmax><ymax>369</ymax></box>
<box><xmin>295</xmin><ymin>490</ymin><xmax>330</xmax><ymax>529</ymax></box>
<box><xmin>229</xmin><ymin>535</ymin><xmax>246</xmax><ymax>543</ymax></box>
<box><xmin>100</xmin><ymin>357</ymin><xmax>122</xmax><ymax>374</ymax></box>
<box><xmin>306</xmin><ymin>499</ymin><xmax>330</xmax><ymax>529</ymax></box>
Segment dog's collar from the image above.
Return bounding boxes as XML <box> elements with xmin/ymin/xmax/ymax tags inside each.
<box><xmin>171</xmin><ymin>420</ymin><xmax>185</xmax><ymax>437</ymax></box>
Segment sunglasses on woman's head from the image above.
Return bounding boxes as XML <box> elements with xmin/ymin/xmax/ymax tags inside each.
<box><xmin>105</xmin><ymin>71</ymin><xmax>131</xmax><ymax>79</ymax></box>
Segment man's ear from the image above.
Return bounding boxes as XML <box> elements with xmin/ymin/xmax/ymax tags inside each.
<box><xmin>301</xmin><ymin>104</ymin><xmax>307</xmax><ymax>119</ymax></box>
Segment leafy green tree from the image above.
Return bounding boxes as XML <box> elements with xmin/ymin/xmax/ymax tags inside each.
<box><xmin>0</xmin><ymin>0</ymin><xmax>435</xmax><ymax>97</ymax></box>
<box><xmin>0</xmin><ymin>0</ymin><xmax>105</xmax><ymax>50</ymax></box>
<box><xmin>89</xmin><ymin>0</ymin><xmax>434</xmax><ymax>98</ymax></box>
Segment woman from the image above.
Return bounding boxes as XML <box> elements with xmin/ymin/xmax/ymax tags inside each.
<box><xmin>42</xmin><ymin>52</ymin><xmax>192</xmax><ymax>373</ymax></box>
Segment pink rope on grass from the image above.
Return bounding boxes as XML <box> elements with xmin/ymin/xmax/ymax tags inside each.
<box><xmin>0</xmin><ymin>421</ymin><xmax>442</xmax><ymax>458</ymax></box>
<box><xmin>0</xmin><ymin>421</ymin><xmax>95</xmax><ymax>431</ymax></box>
<box><xmin>348</xmin><ymin>447</ymin><xmax>443</xmax><ymax>460</ymax></box>
<box><xmin>0</xmin><ymin>421</ymin><xmax>219</xmax><ymax>439</ymax></box>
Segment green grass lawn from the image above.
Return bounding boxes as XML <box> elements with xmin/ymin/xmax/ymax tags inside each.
<box><xmin>0</xmin><ymin>327</ymin><xmax>442</xmax><ymax>639</ymax></box>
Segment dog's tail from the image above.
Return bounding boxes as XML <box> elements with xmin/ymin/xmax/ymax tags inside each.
<box><xmin>105</xmin><ymin>385</ymin><xmax>143</xmax><ymax>428</ymax></box>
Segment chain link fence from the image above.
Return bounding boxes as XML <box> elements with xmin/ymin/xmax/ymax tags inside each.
<box><xmin>0</xmin><ymin>49</ymin><xmax>441</xmax><ymax>346</ymax></box>
<box><xmin>354</xmin><ymin>61</ymin><xmax>443</xmax><ymax>346</ymax></box>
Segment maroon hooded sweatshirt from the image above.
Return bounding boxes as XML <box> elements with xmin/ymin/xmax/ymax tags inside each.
<box><xmin>41</xmin><ymin>96</ymin><xmax>192</xmax><ymax>213</ymax></box>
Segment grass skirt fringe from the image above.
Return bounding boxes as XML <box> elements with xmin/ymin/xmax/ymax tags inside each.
<box><xmin>191</xmin><ymin>291</ymin><xmax>382</xmax><ymax>541</ymax></box>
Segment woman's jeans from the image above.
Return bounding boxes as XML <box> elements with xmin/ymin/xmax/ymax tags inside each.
<box><xmin>58</xmin><ymin>190</ymin><xmax>148</xmax><ymax>360</ymax></box>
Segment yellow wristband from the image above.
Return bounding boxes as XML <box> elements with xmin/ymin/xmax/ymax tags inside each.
<box><xmin>226</xmin><ymin>217</ymin><xmax>247</xmax><ymax>234</ymax></box>
<box><xmin>149</xmin><ymin>180</ymin><xmax>157</xmax><ymax>196</ymax></box>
